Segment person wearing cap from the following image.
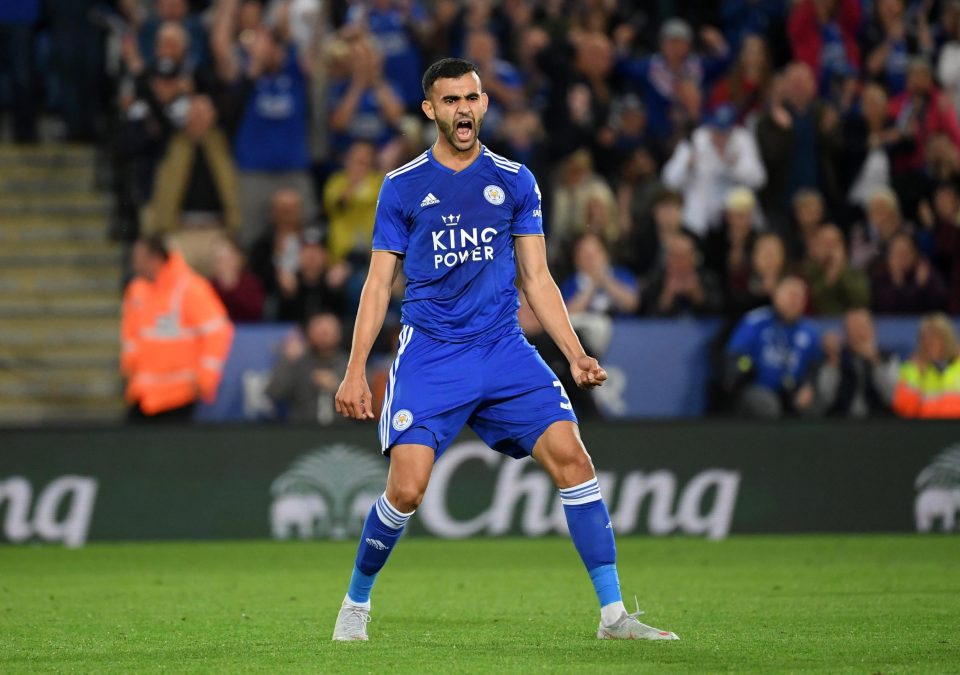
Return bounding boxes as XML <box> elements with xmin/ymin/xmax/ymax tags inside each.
<box><xmin>661</xmin><ymin>103</ymin><xmax>766</xmax><ymax>236</ymax></box>
<box><xmin>616</xmin><ymin>18</ymin><xmax>731</xmax><ymax>141</ymax></box>
<box><xmin>889</xmin><ymin>57</ymin><xmax>960</xmax><ymax>173</ymax></box>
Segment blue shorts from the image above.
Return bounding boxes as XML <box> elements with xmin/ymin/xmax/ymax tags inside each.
<box><xmin>378</xmin><ymin>325</ymin><xmax>578</xmax><ymax>459</ymax></box>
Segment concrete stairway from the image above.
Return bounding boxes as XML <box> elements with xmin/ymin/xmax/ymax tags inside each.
<box><xmin>0</xmin><ymin>144</ymin><xmax>125</xmax><ymax>424</ymax></box>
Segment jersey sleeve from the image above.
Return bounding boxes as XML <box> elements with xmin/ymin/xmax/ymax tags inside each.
<box><xmin>371</xmin><ymin>178</ymin><xmax>409</xmax><ymax>253</ymax></box>
<box><xmin>511</xmin><ymin>165</ymin><xmax>544</xmax><ymax>236</ymax></box>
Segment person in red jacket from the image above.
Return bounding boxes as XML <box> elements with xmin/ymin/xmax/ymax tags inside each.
<box><xmin>788</xmin><ymin>0</ymin><xmax>861</xmax><ymax>91</ymax></box>
<box><xmin>889</xmin><ymin>58</ymin><xmax>960</xmax><ymax>173</ymax></box>
<box><xmin>121</xmin><ymin>235</ymin><xmax>235</xmax><ymax>422</ymax></box>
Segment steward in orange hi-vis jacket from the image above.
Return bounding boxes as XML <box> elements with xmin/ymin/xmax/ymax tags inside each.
<box><xmin>121</xmin><ymin>236</ymin><xmax>234</xmax><ymax>419</ymax></box>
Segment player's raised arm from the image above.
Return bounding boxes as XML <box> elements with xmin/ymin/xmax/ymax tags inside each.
<box><xmin>336</xmin><ymin>251</ymin><xmax>401</xmax><ymax>420</ymax></box>
<box><xmin>514</xmin><ymin>235</ymin><xmax>607</xmax><ymax>389</ymax></box>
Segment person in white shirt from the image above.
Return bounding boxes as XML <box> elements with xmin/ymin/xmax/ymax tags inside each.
<box><xmin>661</xmin><ymin>104</ymin><xmax>766</xmax><ymax>236</ymax></box>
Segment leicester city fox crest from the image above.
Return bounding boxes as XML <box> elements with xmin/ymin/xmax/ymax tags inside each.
<box><xmin>392</xmin><ymin>409</ymin><xmax>414</xmax><ymax>431</ymax></box>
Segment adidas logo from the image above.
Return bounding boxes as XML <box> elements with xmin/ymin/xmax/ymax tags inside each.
<box><xmin>420</xmin><ymin>193</ymin><xmax>440</xmax><ymax>208</ymax></box>
<box><xmin>365</xmin><ymin>538</ymin><xmax>388</xmax><ymax>551</ymax></box>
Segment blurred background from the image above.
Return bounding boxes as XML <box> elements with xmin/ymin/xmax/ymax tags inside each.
<box><xmin>0</xmin><ymin>0</ymin><xmax>958</xmax><ymax>427</ymax></box>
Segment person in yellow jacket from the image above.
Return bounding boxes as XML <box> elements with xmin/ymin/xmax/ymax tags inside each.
<box><xmin>121</xmin><ymin>236</ymin><xmax>235</xmax><ymax>421</ymax></box>
<box><xmin>892</xmin><ymin>313</ymin><xmax>960</xmax><ymax>419</ymax></box>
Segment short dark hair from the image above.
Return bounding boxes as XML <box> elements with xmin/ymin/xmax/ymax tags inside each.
<box><xmin>422</xmin><ymin>58</ymin><xmax>479</xmax><ymax>97</ymax></box>
<box><xmin>138</xmin><ymin>234</ymin><xmax>169</xmax><ymax>261</ymax></box>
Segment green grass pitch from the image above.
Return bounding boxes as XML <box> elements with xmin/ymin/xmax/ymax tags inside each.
<box><xmin>0</xmin><ymin>536</ymin><xmax>957</xmax><ymax>673</ymax></box>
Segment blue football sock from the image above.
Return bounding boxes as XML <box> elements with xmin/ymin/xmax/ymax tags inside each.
<box><xmin>560</xmin><ymin>477</ymin><xmax>622</xmax><ymax>608</ymax></box>
<box><xmin>346</xmin><ymin>493</ymin><xmax>412</xmax><ymax>604</ymax></box>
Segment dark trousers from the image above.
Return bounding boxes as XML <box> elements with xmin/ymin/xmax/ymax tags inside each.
<box><xmin>127</xmin><ymin>402</ymin><xmax>197</xmax><ymax>424</ymax></box>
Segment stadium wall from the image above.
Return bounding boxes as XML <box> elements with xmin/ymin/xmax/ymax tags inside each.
<box><xmin>1</xmin><ymin>422</ymin><xmax>958</xmax><ymax>547</ymax></box>
<box><xmin>196</xmin><ymin>318</ymin><xmax>955</xmax><ymax>421</ymax></box>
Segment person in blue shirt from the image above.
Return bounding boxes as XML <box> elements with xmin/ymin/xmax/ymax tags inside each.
<box><xmin>725</xmin><ymin>275</ymin><xmax>823</xmax><ymax>418</ymax></box>
<box><xmin>560</xmin><ymin>232</ymin><xmax>640</xmax><ymax>317</ymax></box>
<box><xmin>331</xmin><ymin>58</ymin><xmax>678</xmax><ymax>643</ymax></box>
<box><xmin>617</xmin><ymin>18</ymin><xmax>731</xmax><ymax>142</ymax></box>
<box><xmin>347</xmin><ymin>0</ymin><xmax>432</xmax><ymax>111</ymax></box>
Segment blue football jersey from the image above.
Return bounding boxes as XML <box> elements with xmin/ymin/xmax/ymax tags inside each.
<box><xmin>372</xmin><ymin>145</ymin><xmax>544</xmax><ymax>342</ymax></box>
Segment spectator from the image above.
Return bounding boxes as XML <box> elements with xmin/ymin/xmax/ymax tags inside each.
<box><xmin>144</xmin><ymin>94</ymin><xmax>240</xmax><ymax>276</ymax></box>
<box><xmin>888</xmin><ymin>57</ymin><xmax>960</xmax><ymax>175</ymax></box>
<box><xmin>850</xmin><ymin>186</ymin><xmax>908</xmax><ymax>271</ymax></box>
<box><xmin>725</xmin><ymin>276</ymin><xmax>822</xmax><ymax>418</ymax></box>
<box><xmin>0</xmin><ymin>1</ymin><xmax>39</xmax><ymax>142</ymax></box>
<box><xmin>662</xmin><ymin>104</ymin><xmax>767</xmax><ymax>236</ymax></box>
<box><xmin>345</xmin><ymin>0</ymin><xmax>433</xmax><ymax>112</ymax></box>
<box><xmin>708</xmin><ymin>33</ymin><xmax>774</xmax><ymax>123</ymax></box>
<box><xmin>617</xmin><ymin>18</ymin><xmax>731</xmax><ymax>142</ymax></box>
<box><xmin>560</xmin><ymin>233</ymin><xmax>640</xmax><ymax>317</ymax></box>
<box><xmin>893</xmin><ymin>313</ymin><xmax>960</xmax><ymax>417</ymax></box>
<box><xmin>844</xmin><ymin>82</ymin><xmax>899</xmax><ymax>209</ymax></box>
<box><xmin>786</xmin><ymin>188</ymin><xmax>827</xmax><ymax>262</ymax></box>
<box><xmin>601</xmin><ymin>95</ymin><xmax>651</xmax><ymax>165</ymax></box>
<box><xmin>536</xmin><ymin>31</ymin><xmax>617</xmax><ymax>161</ymax></box>
<box><xmin>119</xmin><ymin>22</ymin><xmax>196</xmax><ymax>137</ymax></box>
<box><xmin>870</xmin><ymin>231</ymin><xmax>949</xmax><ymax>313</ymax></box>
<box><xmin>626</xmin><ymin>188</ymin><xmax>699</xmax><ymax>279</ymax></box>
<box><xmin>862</xmin><ymin>0</ymin><xmax>934</xmax><ymax>96</ymax></box>
<box><xmin>134</xmin><ymin>0</ymin><xmax>209</xmax><ymax>72</ymax></box>
<box><xmin>548</xmin><ymin>148</ymin><xmax>618</xmax><ymax>266</ymax></box>
<box><xmin>937</xmin><ymin>1</ymin><xmax>960</xmax><ymax>112</ymax></box>
<box><xmin>757</xmin><ymin>63</ymin><xmax>842</xmax><ymax>231</ymax></box>
<box><xmin>757</xmin><ymin>62</ymin><xmax>844</xmax><ymax>232</ymax></box>
<box><xmin>926</xmin><ymin>182</ymin><xmax>960</xmax><ymax>314</ymax></box>
<box><xmin>815</xmin><ymin>308</ymin><xmax>900</xmax><ymax>417</ymax></box>
<box><xmin>328</xmin><ymin>34</ymin><xmax>405</xmax><ymax>164</ymax></box>
<box><xmin>802</xmin><ymin>223</ymin><xmax>871</xmax><ymax>315</ymax></box>
<box><xmin>704</xmin><ymin>188</ymin><xmax>760</xmax><ymax>307</ymax></box>
<box><xmin>643</xmin><ymin>232</ymin><xmax>724</xmax><ymax>317</ymax></box>
<box><xmin>464</xmin><ymin>28</ymin><xmax>524</xmax><ymax>140</ymax></box>
<box><xmin>121</xmin><ymin>236</ymin><xmax>234</xmax><ymax>422</ymax></box>
<box><xmin>614</xmin><ymin>145</ymin><xmax>662</xmax><ymax>239</ymax></box>
<box><xmin>210</xmin><ymin>0</ymin><xmax>266</xmax><ymax>85</ymax></box>
<box><xmin>210</xmin><ymin>237</ymin><xmax>265</xmax><ymax>323</ymax></box>
<box><xmin>323</xmin><ymin>142</ymin><xmax>383</xmax><ymax>264</ymax></box>
<box><xmin>230</xmin><ymin>27</ymin><xmax>316</xmax><ymax>247</ymax></box>
<box><xmin>276</xmin><ymin>228</ymin><xmax>348</xmax><ymax>324</ymax></box>
<box><xmin>266</xmin><ymin>312</ymin><xmax>348</xmax><ymax>423</ymax></box>
<box><xmin>727</xmin><ymin>232</ymin><xmax>789</xmax><ymax>317</ymax></box>
<box><xmin>248</xmin><ymin>188</ymin><xmax>306</xmax><ymax>302</ymax></box>
<box><xmin>787</xmin><ymin>0</ymin><xmax>861</xmax><ymax>92</ymax></box>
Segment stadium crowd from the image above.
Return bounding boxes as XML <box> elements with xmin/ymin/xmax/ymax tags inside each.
<box><xmin>3</xmin><ymin>0</ymin><xmax>959</xmax><ymax>420</ymax></box>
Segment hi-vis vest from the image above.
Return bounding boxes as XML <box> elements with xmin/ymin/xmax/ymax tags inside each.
<box><xmin>121</xmin><ymin>253</ymin><xmax>234</xmax><ymax>415</ymax></box>
<box><xmin>892</xmin><ymin>358</ymin><xmax>960</xmax><ymax>419</ymax></box>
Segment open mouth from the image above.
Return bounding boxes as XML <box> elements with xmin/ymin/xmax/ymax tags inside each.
<box><xmin>455</xmin><ymin>119</ymin><xmax>474</xmax><ymax>142</ymax></box>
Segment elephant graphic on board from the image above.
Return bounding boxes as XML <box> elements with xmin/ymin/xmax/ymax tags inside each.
<box><xmin>270</xmin><ymin>493</ymin><xmax>328</xmax><ymax>539</ymax></box>
<box><xmin>914</xmin><ymin>445</ymin><xmax>960</xmax><ymax>533</ymax></box>
<box><xmin>915</xmin><ymin>488</ymin><xmax>960</xmax><ymax>533</ymax></box>
<box><xmin>269</xmin><ymin>444</ymin><xmax>388</xmax><ymax>540</ymax></box>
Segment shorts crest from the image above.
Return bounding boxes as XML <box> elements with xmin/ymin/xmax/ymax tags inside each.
<box><xmin>392</xmin><ymin>409</ymin><xmax>414</xmax><ymax>431</ymax></box>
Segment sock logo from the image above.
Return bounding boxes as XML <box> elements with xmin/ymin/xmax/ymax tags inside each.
<box><xmin>365</xmin><ymin>538</ymin><xmax>389</xmax><ymax>551</ymax></box>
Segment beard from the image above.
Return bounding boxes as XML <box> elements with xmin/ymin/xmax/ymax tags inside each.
<box><xmin>436</xmin><ymin>113</ymin><xmax>484</xmax><ymax>153</ymax></box>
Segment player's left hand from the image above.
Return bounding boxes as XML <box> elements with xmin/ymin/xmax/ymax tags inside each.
<box><xmin>571</xmin><ymin>356</ymin><xmax>607</xmax><ymax>389</ymax></box>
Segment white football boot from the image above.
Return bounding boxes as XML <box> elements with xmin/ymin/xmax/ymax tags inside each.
<box><xmin>597</xmin><ymin>601</ymin><xmax>679</xmax><ymax>641</ymax></box>
<box><xmin>332</xmin><ymin>598</ymin><xmax>371</xmax><ymax>641</ymax></box>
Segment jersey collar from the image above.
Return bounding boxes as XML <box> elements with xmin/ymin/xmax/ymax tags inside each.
<box><xmin>427</xmin><ymin>143</ymin><xmax>486</xmax><ymax>176</ymax></box>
